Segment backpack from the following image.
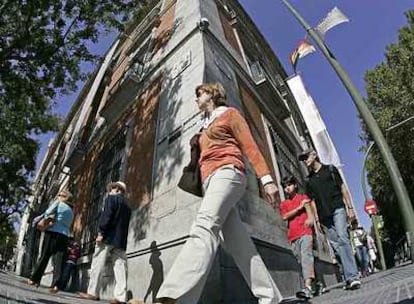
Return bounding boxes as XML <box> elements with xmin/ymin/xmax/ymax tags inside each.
<box><xmin>328</xmin><ymin>164</ymin><xmax>341</xmax><ymax>190</ymax></box>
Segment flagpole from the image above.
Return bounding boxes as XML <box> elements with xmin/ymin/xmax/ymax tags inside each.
<box><xmin>280</xmin><ymin>0</ymin><xmax>414</xmax><ymax>262</ymax></box>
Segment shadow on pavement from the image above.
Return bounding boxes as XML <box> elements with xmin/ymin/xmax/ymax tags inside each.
<box><xmin>397</xmin><ymin>299</ymin><xmax>414</xmax><ymax>304</ymax></box>
<box><xmin>32</xmin><ymin>300</ymin><xmax>65</xmax><ymax>304</ymax></box>
<box><xmin>280</xmin><ymin>298</ymin><xmax>310</xmax><ymax>303</ymax></box>
<box><xmin>0</xmin><ymin>294</ymin><xmax>31</xmax><ymax>304</ymax></box>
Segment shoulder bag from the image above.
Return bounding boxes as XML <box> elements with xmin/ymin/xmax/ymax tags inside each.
<box><xmin>36</xmin><ymin>202</ymin><xmax>59</xmax><ymax>232</ymax></box>
<box><xmin>178</xmin><ymin>133</ymin><xmax>203</xmax><ymax>197</ymax></box>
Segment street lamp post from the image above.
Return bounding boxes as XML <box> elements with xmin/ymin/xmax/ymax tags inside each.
<box><xmin>361</xmin><ymin>116</ymin><xmax>414</xmax><ymax>270</ymax></box>
<box><xmin>361</xmin><ymin>141</ymin><xmax>387</xmax><ymax>270</ymax></box>
<box><xmin>280</xmin><ymin>0</ymin><xmax>414</xmax><ymax>262</ymax></box>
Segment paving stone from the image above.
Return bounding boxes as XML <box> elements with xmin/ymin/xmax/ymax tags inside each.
<box><xmin>1</xmin><ymin>263</ymin><xmax>414</xmax><ymax>303</ymax></box>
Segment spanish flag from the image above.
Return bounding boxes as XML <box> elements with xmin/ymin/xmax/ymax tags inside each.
<box><xmin>289</xmin><ymin>39</ymin><xmax>316</xmax><ymax>72</ymax></box>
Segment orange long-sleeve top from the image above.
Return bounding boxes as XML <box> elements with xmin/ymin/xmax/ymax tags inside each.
<box><xmin>199</xmin><ymin>107</ymin><xmax>271</xmax><ymax>183</ymax></box>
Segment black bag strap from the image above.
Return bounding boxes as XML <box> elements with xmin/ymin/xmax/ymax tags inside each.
<box><xmin>328</xmin><ymin>165</ymin><xmax>342</xmax><ymax>191</ymax></box>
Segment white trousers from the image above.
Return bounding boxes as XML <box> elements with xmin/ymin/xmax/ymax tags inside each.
<box><xmin>87</xmin><ymin>243</ymin><xmax>128</xmax><ymax>302</ymax></box>
<box><xmin>157</xmin><ymin>166</ymin><xmax>282</xmax><ymax>303</ymax></box>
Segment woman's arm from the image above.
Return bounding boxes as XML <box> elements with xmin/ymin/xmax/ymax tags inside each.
<box><xmin>229</xmin><ymin>109</ymin><xmax>271</xmax><ymax>180</ymax></box>
<box><xmin>43</xmin><ymin>201</ymin><xmax>59</xmax><ymax>217</ymax></box>
<box><xmin>229</xmin><ymin>109</ymin><xmax>278</xmax><ymax>204</ymax></box>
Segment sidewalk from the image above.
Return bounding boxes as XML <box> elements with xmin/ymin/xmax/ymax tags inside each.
<box><xmin>289</xmin><ymin>262</ymin><xmax>414</xmax><ymax>304</ymax></box>
<box><xmin>1</xmin><ymin>263</ymin><xmax>414</xmax><ymax>303</ymax></box>
<box><xmin>0</xmin><ymin>270</ymin><xmax>106</xmax><ymax>304</ymax></box>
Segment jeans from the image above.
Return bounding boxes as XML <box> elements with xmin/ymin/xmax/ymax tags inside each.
<box><xmin>355</xmin><ymin>246</ymin><xmax>369</xmax><ymax>275</ymax></box>
<box><xmin>57</xmin><ymin>262</ymin><xmax>76</xmax><ymax>290</ymax></box>
<box><xmin>157</xmin><ymin>166</ymin><xmax>282</xmax><ymax>304</ymax></box>
<box><xmin>291</xmin><ymin>235</ymin><xmax>315</xmax><ymax>282</ymax></box>
<box><xmin>323</xmin><ymin>208</ymin><xmax>359</xmax><ymax>282</ymax></box>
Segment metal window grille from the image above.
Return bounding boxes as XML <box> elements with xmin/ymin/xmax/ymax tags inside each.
<box><xmin>268</xmin><ymin>125</ymin><xmax>302</xmax><ymax>185</ymax></box>
<box><xmin>250</xmin><ymin>61</ymin><xmax>267</xmax><ymax>85</ymax></box>
<box><xmin>81</xmin><ymin>129</ymin><xmax>127</xmax><ymax>256</ymax></box>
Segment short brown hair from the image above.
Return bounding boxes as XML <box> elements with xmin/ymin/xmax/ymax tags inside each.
<box><xmin>195</xmin><ymin>82</ymin><xmax>227</xmax><ymax>106</ymax></box>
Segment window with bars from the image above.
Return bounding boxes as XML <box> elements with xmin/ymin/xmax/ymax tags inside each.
<box><xmin>81</xmin><ymin>129</ymin><xmax>127</xmax><ymax>256</ymax></box>
<box><xmin>268</xmin><ymin>125</ymin><xmax>303</xmax><ymax>187</ymax></box>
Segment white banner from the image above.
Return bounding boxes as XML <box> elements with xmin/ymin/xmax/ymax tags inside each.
<box><xmin>286</xmin><ymin>74</ymin><xmax>341</xmax><ymax>166</ymax></box>
<box><xmin>286</xmin><ymin>74</ymin><xmax>356</xmax><ymax>211</ymax></box>
<box><xmin>316</xmin><ymin>7</ymin><xmax>349</xmax><ymax>37</ymax></box>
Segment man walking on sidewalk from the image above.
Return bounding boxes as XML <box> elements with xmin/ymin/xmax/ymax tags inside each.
<box><xmin>79</xmin><ymin>181</ymin><xmax>132</xmax><ymax>304</ymax></box>
<box><xmin>299</xmin><ymin>149</ymin><xmax>361</xmax><ymax>290</ymax></box>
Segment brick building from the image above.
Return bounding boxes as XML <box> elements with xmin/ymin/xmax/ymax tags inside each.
<box><xmin>16</xmin><ymin>0</ymin><xmax>338</xmax><ymax>302</ymax></box>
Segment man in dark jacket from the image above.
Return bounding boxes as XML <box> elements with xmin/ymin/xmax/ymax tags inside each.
<box><xmin>299</xmin><ymin>149</ymin><xmax>361</xmax><ymax>290</ymax></box>
<box><xmin>80</xmin><ymin>181</ymin><xmax>132</xmax><ymax>304</ymax></box>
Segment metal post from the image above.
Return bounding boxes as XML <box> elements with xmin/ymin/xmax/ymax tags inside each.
<box><xmin>280</xmin><ymin>0</ymin><xmax>414</xmax><ymax>262</ymax></box>
<box><xmin>361</xmin><ymin>142</ymin><xmax>374</xmax><ymax>203</ymax></box>
<box><xmin>371</xmin><ymin>214</ymin><xmax>387</xmax><ymax>270</ymax></box>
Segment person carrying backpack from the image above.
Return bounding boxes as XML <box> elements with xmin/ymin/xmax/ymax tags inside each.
<box><xmin>299</xmin><ymin>148</ymin><xmax>361</xmax><ymax>290</ymax></box>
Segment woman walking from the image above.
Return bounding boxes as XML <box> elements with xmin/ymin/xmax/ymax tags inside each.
<box><xmin>28</xmin><ymin>189</ymin><xmax>75</xmax><ymax>293</ymax></box>
<box><xmin>156</xmin><ymin>83</ymin><xmax>283</xmax><ymax>304</ymax></box>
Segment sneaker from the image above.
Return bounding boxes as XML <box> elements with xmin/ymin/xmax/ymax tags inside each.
<box><xmin>296</xmin><ymin>287</ymin><xmax>313</xmax><ymax>300</ymax></box>
<box><xmin>349</xmin><ymin>279</ymin><xmax>361</xmax><ymax>289</ymax></box>
<box><xmin>343</xmin><ymin>279</ymin><xmax>361</xmax><ymax>290</ymax></box>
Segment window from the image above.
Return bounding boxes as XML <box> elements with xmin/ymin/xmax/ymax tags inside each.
<box><xmin>125</xmin><ymin>36</ymin><xmax>154</xmax><ymax>82</ymax></box>
<box><xmin>268</xmin><ymin>125</ymin><xmax>303</xmax><ymax>187</ymax></box>
<box><xmin>81</xmin><ymin>128</ymin><xmax>127</xmax><ymax>256</ymax></box>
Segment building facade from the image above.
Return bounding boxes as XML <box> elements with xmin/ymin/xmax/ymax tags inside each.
<box><xmin>16</xmin><ymin>0</ymin><xmax>338</xmax><ymax>302</ymax></box>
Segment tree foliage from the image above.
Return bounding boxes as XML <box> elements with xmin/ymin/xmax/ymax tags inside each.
<box><xmin>0</xmin><ymin>222</ymin><xmax>17</xmax><ymax>269</ymax></box>
<box><xmin>0</xmin><ymin>0</ymin><xmax>149</xmax><ymax>227</ymax></box>
<box><xmin>363</xmin><ymin>10</ymin><xmax>414</xmax><ymax>244</ymax></box>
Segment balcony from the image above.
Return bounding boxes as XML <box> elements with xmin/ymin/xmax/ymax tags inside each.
<box><xmin>62</xmin><ymin>136</ymin><xmax>86</xmax><ymax>171</ymax></box>
<box><xmin>250</xmin><ymin>61</ymin><xmax>290</xmax><ymax>120</ymax></box>
<box><xmin>100</xmin><ymin>61</ymin><xmax>145</xmax><ymax>124</ymax></box>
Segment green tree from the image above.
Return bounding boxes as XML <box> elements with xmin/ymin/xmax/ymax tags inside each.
<box><xmin>0</xmin><ymin>222</ymin><xmax>18</xmax><ymax>269</ymax></box>
<box><xmin>363</xmin><ymin>10</ymin><xmax>414</xmax><ymax>244</ymax></box>
<box><xmin>0</xmin><ymin>0</ymin><xmax>152</xmax><ymax>227</ymax></box>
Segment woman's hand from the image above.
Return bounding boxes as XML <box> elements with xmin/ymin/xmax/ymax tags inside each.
<box><xmin>264</xmin><ymin>182</ymin><xmax>279</xmax><ymax>206</ymax></box>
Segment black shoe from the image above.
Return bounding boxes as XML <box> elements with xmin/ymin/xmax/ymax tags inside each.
<box><xmin>296</xmin><ymin>287</ymin><xmax>313</xmax><ymax>300</ymax></box>
<box><xmin>313</xmin><ymin>281</ymin><xmax>327</xmax><ymax>296</ymax></box>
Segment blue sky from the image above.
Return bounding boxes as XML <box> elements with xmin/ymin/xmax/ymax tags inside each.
<box><xmin>36</xmin><ymin>1</ymin><xmax>412</xmax><ymax>230</ymax></box>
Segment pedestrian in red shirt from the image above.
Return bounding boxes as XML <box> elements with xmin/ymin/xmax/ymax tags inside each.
<box><xmin>279</xmin><ymin>176</ymin><xmax>315</xmax><ymax>300</ymax></box>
